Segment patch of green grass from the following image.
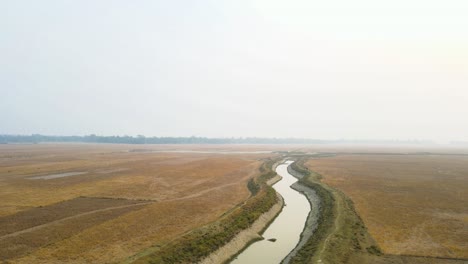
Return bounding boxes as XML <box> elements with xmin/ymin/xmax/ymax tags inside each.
<box><xmin>366</xmin><ymin>245</ymin><xmax>382</xmax><ymax>256</ymax></box>
<box><xmin>247</xmin><ymin>178</ymin><xmax>260</xmax><ymax>195</ymax></box>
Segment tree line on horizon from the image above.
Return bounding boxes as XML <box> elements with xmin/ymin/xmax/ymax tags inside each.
<box><xmin>0</xmin><ymin>134</ymin><xmax>435</xmax><ymax>145</ymax></box>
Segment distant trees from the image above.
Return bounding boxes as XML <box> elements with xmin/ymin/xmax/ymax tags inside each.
<box><xmin>0</xmin><ymin>134</ymin><xmax>434</xmax><ymax>145</ymax></box>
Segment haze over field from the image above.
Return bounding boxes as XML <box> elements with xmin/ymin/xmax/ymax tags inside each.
<box><xmin>1</xmin><ymin>1</ymin><xmax>467</xmax><ymax>142</ymax></box>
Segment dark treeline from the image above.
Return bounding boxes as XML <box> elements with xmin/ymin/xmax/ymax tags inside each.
<box><xmin>0</xmin><ymin>134</ymin><xmax>433</xmax><ymax>145</ymax></box>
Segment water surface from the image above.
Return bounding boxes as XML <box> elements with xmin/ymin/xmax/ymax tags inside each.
<box><xmin>231</xmin><ymin>161</ymin><xmax>310</xmax><ymax>264</ymax></box>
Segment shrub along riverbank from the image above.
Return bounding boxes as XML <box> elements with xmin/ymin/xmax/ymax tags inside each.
<box><xmin>130</xmin><ymin>157</ymin><xmax>280</xmax><ymax>264</ymax></box>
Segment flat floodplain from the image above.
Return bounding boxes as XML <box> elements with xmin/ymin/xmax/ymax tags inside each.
<box><xmin>0</xmin><ymin>143</ymin><xmax>273</xmax><ymax>263</ymax></box>
<box><xmin>306</xmin><ymin>152</ymin><xmax>468</xmax><ymax>259</ymax></box>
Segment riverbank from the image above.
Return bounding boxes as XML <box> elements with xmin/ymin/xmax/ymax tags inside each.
<box><xmin>130</xmin><ymin>158</ymin><xmax>281</xmax><ymax>263</ymax></box>
<box><xmin>199</xmin><ymin>176</ymin><xmax>283</xmax><ymax>264</ymax></box>
<box><xmin>287</xmin><ymin>158</ymin><xmax>385</xmax><ymax>264</ymax></box>
<box><xmin>281</xmin><ymin>164</ymin><xmax>321</xmax><ymax>263</ymax></box>
<box><xmin>296</xmin><ymin>156</ymin><xmax>468</xmax><ymax>264</ymax></box>
<box><xmin>231</xmin><ymin>161</ymin><xmax>312</xmax><ymax>263</ymax></box>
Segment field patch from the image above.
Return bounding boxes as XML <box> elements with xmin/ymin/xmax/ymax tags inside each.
<box><xmin>306</xmin><ymin>154</ymin><xmax>468</xmax><ymax>259</ymax></box>
<box><xmin>0</xmin><ymin>197</ymin><xmax>150</xmax><ymax>261</ymax></box>
<box><xmin>0</xmin><ymin>144</ymin><xmax>271</xmax><ymax>263</ymax></box>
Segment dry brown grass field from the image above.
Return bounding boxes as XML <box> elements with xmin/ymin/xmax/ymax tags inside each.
<box><xmin>0</xmin><ymin>143</ymin><xmax>274</xmax><ymax>263</ymax></box>
<box><xmin>305</xmin><ymin>153</ymin><xmax>468</xmax><ymax>260</ymax></box>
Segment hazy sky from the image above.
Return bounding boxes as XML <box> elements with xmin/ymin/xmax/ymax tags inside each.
<box><xmin>1</xmin><ymin>1</ymin><xmax>467</xmax><ymax>142</ymax></box>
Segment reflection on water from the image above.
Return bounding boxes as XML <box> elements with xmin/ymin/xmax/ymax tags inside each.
<box><xmin>231</xmin><ymin>161</ymin><xmax>310</xmax><ymax>264</ymax></box>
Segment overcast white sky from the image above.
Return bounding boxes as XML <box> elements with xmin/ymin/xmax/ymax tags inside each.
<box><xmin>1</xmin><ymin>1</ymin><xmax>467</xmax><ymax>142</ymax></box>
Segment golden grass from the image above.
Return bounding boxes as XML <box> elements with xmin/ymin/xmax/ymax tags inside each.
<box><xmin>0</xmin><ymin>144</ymin><xmax>272</xmax><ymax>263</ymax></box>
<box><xmin>306</xmin><ymin>154</ymin><xmax>468</xmax><ymax>259</ymax></box>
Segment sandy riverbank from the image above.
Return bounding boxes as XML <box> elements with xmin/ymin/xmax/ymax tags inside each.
<box><xmin>199</xmin><ymin>175</ymin><xmax>284</xmax><ymax>264</ymax></box>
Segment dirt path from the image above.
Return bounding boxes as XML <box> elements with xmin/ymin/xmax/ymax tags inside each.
<box><xmin>0</xmin><ymin>202</ymin><xmax>153</xmax><ymax>240</ymax></box>
<box><xmin>167</xmin><ymin>182</ymin><xmax>241</xmax><ymax>201</ymax></box>
<box><xmin>167</xmin><ymin>166</ymin><xmax>257</xmax><ymax>202</ymax></box>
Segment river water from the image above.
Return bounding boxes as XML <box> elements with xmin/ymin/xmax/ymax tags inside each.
<box><xmin>230</xmin><ymin>161</ymin><xmax>311</xmax><ymax>264</ymax></box>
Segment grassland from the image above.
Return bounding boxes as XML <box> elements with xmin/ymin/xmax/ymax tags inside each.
<box><xmin>287</xmin><ymin>159</ymin><xmax>381</xmax><ymax>264</ymax></box>
<box><xmin>0</xmin><ymin>143</ymin><xmax>275</xmax><ymax>263</ymax></box>
<box><xmin>129</xmin><ymin>157</ymin><xmax>280</xmax><ymax>264</ymax></box>
<box><xmin>3</xmin><ymin>143</ymin><xmax>467</xmax><ymax>263</ymax></box>
<box><xmin>303</xmin><ymin>153</ymin><xmax>468</xmax><ymax>262</ymax></box>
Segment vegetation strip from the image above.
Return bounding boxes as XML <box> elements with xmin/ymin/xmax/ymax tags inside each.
<box><xmin>286</xmin><ymin>156</ymin><xmax>468</xmax><ymax>264</ymax></box>
<box><xmin>286</xmin><ymin>160</ymin><xmax>337</xmax><ymax>264</ymax></box>
<box><xmin>129</xmin><ymin>158</ymin><xmax>281</xmax><ymax>264</ymax></box>
<box><xmin>201</xmin><ymin>190</ymin><xmax>284</xmax><ymax>264</ymax></box>
<box><xmin>286</xmin><ymin>158</ymin><xmax>382</xmax><ymax>264</ymax></box>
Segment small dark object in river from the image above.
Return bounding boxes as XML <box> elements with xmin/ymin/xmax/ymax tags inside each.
<box><xmin>267</xmin><ymin>238</ymin><xmax>277</xmax><ymax>242</ymax></box>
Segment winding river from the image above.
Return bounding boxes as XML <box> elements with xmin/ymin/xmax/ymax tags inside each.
<box><xmin>231</xmin><ymin>161</ymin><xmax>311</xmax><ymax>263</ymax></box>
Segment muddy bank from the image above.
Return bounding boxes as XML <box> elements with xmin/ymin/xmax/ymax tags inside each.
<box><xmin>282</xmin><ymin>164</ymin><xmax>321</xmax><ymax>263</ymax></box>
<box><xmin>287</xmin><ymin>164</ymin><xmax>306</xmax><ymax>180</ymax></box>
<box><xmin>199</xmin><ymin>175</ymin><xmax>283</xmax><ymax>264</ymax></box>
<box><xmin>232</xmin><ymin>161</ymin><xmax>312</xmax><ymax>263</ymax></box>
